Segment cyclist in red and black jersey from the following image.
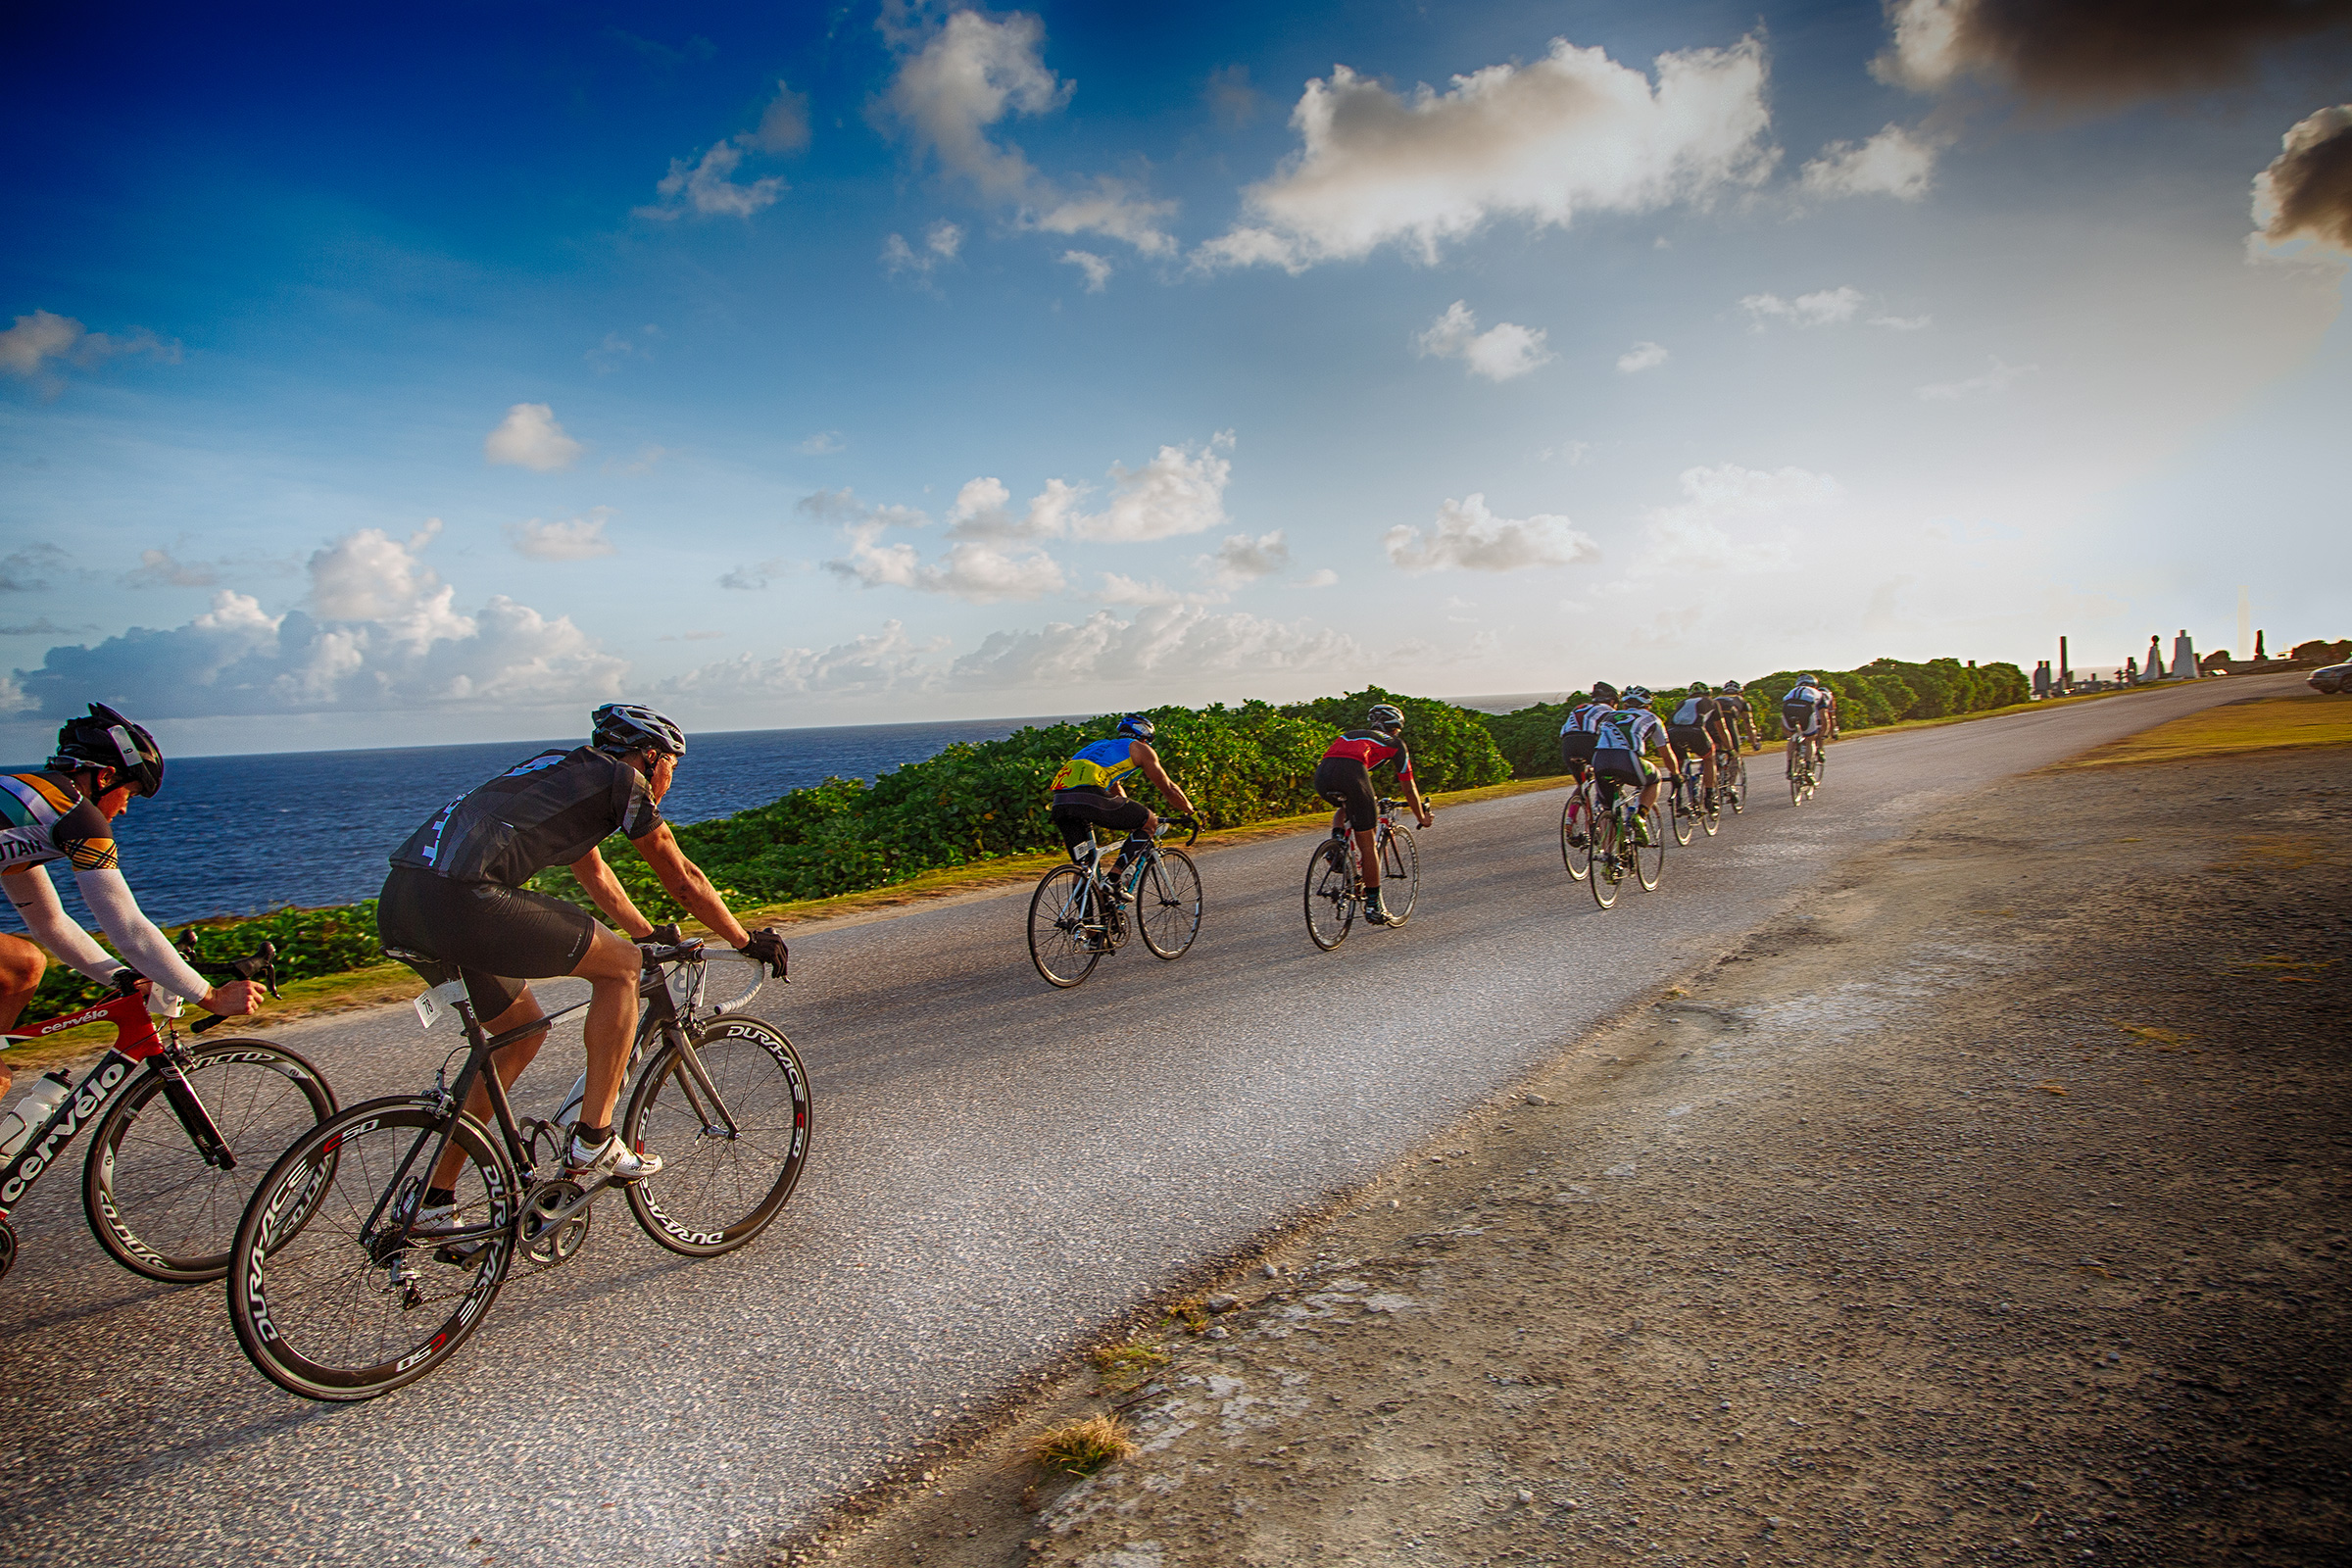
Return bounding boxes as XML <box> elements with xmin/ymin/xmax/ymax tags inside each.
<box><xmin>1313</xmin><ymin>704</ymin><xmax>1432</xmax><ymax>926</ymax></box>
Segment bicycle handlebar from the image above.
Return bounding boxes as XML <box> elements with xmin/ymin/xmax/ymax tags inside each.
<box><xmin>180</xmin><ymin>937</ymin><xmax>280</xmax><ymax>1035</ymax></box>
<box><xmin>1163</xmin><ymin>813</ymin><xmax>1200</xmax><ymax>848</ymax></box>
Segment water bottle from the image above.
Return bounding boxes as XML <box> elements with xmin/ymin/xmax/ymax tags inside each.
<box><xmin>0</xmin><ymin>1071</ymin><xmax>75</xmax><ymax>1162</ymax></box>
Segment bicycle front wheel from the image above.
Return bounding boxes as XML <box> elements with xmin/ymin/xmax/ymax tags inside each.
<box><xmin>1591</xmin><ymin>813</ymin><xmax>1621</xmax><ymax>908</ymax></box>
<box><xmin>1728</xmin><ymin>755</ymin><xmax>1747</xmax><ymax>814</ymax></box>
<box><xmin>1134</xmin><ymin>848</ymin><xmax>1203</xmax><ymax>960</ymax></box>
<box><xmin>1559</xmin><ymin>793</ymin><xmax>1592</xmax><ymax>882</ymax></box>
<box><xmin>625</xmin><ymin>1016</ymin><xmax>811</xmax><ymax>1257</ymax></box>
<box><xmin>228</xmin><ymin>1099</ymin><xmax>515</xmax><ymax>1401</ymax></box>
<box><xmin>1671</xmin><ymin>783</ymin><xmax>1697</xmax><ymax>846</ymax></box>
<box><xmin>85</xmin><ymin>1038</ymin><xmax>336</xmax><ymax>1283</ymax></box>
<box><xmin>1305</xmin><ymin>840</ymin><xmax>1354</xmax><ymax>950</ymax></box>
<box><xmin>1378</xmin><ymin>825</ymin><xmax>1419</xmax><ymax>924</ymax></box>
<box><xmin>1636</xmin><ymin>806</ymin><xmax>1668</xmax><ymax>891</ymax></box>
<box><xmin>1027</xmin><ymin>865</ymin><xmax>1102</xmax><ymax>988</ymax></box>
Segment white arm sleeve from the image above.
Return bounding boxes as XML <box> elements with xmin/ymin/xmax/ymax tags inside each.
<box><xmin>70</xmin><ymin>866</ymin><xmax>212</xmax><ymax>1003</ymax></box>
<box><xmin>3</xmin><ymin>868</ymin><xmax>125</xmax><ymax>984</ymax></box>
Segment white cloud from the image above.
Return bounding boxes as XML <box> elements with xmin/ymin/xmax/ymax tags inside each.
<box><xmin>1074</xmin><ymin>432</ymin><xmax>1235</xmax><ymax>542</ymax></box>
<box><xmin>506</xmin><ymin>514</ymin><xmax>617</xmax><ymax>562</ymax></box>
<box><xmin>1740</xmin><ymin>286</ymin><xmax>1863</xmax><ymax>327</ymax></box>
<box><xmin>797</xmin><ymin>430</ymin><xmax>846</xmax><ymax>455</ymax></box>
<box><xmin>662</xmin><ymin>620</ymin><xmax>946</xmax><ymax>702</ymax></box>
<box><xmin>1195</xmin><ymin>34</ymin><xmax>1776</xmax><ymax>270</ymax></box>
<box><xmin>753</xmin><ymin>80</ymin><xmax>811</xmax><ymax>155</ymax></box>
<box><xmin>1200</xmin><ymin>530</ymin><xmax>1290</xmax><ymax>588</ymax></box>
<box><xmin>7</xmin><ymin>521</ymin><xmax>624</xmax><ymax>719</ymax></box>
<box><xmin>1539</xmin><ymin>438</ymin><xmax>1592</xmax><ymax>465</ymax></box>
<box><xmin>1298</xmin><ymin>567</ymin><xmax>1340</xmax><ymax>589</ymax></box>
<box><xmin>1631</xmin><ymin>464</ymin><xmax>1840</xmax><ymax>576</ymax></box>
<box><xmin>1617</xmin><ymin>341</ymin><xmax>1670</xmax><ymax>373</ymax></box>
<box><xmin>827</xmin><ymin>519</ymin><xmax>1065</xmax><ymax>603</ymax></box>
<box><xmin>1097</xmin><ymin>573</ymin><xmax>1194</xmax><ymax>607</ymax></box>
<box><xmin>122</xmin><ymin>548</ymin><xmax>219</xmax><ymax>588</ymax></box>
<box><xmin>1415</xmin><ymin>301</ymin><xmax>1554</xmax><ymax>381</ymax></box>
<box><xmin>943</xmin><ymin>474</ymin><xmax>1087</xmax><ymax>540</ymax></box>
<box><xmin>483</xmin><ymin>403</ymin><xmax>584</xmax><ymax>470</ymax></box>
<box><xmin>0</xmin><ymin>310</ymin><xmax>177</xmax><ymax>388</ymax></box>
<box><xmin>1800</xmin><ymin>123</ymin><xmax>1936</xmax><ymax>201</ymax></box>
<box><xmin>1916</xmin><ymin>357</ymin><xmax>2034</xmax><ymax>400</ymax></box>
<box><xmin>1384</xmin><ymin>494</ymin><xmax>1601</xmax><ymax>573</ymax></box>
<box><xmin>587</xmin><ymin>324</ymin><xmax>660</xmax><ymax>372</ymax></box>
<box><xmin>948</xmin><ymin>605</ymin><xmax>1362</xmax><ymax>690</ymax></box>
<box><xmin>1870</xmin><ymin>313</ymin><xmax>1934</xmax><ymax>330</ymax></box>
<box><xmin>2249</xmin><ymin>103</ymin><xmax>2352</xmax><ymax>265</ymax></box>
<box><xmin>882</xmin><ymin>220</ymin><xmax>966</xmax><ymax>280</ymax></box>
<box><xmin>1060</xmin><ymin>249</ymin><xmax>1112</xmax><ymax>291</ymax></box>
<box><xmin>881</xmin><ymin>12</ymin><xmax>1176</xmax><ymax>259</ymax></box>
<box><xmin>637</xmin><ymin>139</ymin><xmax>786</xmax><ymax>220</ymax></box>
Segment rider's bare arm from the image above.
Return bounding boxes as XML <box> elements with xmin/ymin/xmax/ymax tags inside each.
<box><xmin>627</xmin><ymin>824</ymin><xmax>751</xmax><ymax>949</ymax></box>
<box><xmin>1131</xmin><ymin>743</ymin><xmax>1196</xmax><ymax>817</ymax></box>
<box><xmin>570</xmin><ymin>844</ymin><xmax>656</xmax><ymax>940</ymax></box>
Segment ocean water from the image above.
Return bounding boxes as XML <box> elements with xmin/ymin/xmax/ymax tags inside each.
<box><xmin>3</xmin><ymin>715</ymin><xmax>1077</xmax><ymax>930</ymax></box>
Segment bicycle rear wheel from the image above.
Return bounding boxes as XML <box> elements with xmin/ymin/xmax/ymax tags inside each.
<box><xmin>85</xmin><ymin>1038</ymin><xmax>336</xmax><ymax>1283</ymax></box>
<box><xmin>1134</xmin><ymin>848</ymin><xmax>1203</xmax><ymax>960</ymax></box>
<box><xmin>1377</xmin><ymin>825</ymin><xmax>1419</xmax><ymax>924</ymax></box>
<box><xmin>1590</xmin><ymin>812</ymin><xmax>1622</xmax><ymax>908</ymax></box>
<box><xmin>228</xmin><ymin>1099</ymin><xmax>515</xmax><ymax>1401</ymax></box>
<box><xmin>1671</xmin><ymin>780</ymin><xmax>1697</xmax><ymax>846</ymax></box>
<box><xmin>625</xmin><ymin>1016</ymin><xmax>810</xmax><ymax>1256</ymax></box>
<box><xmin>1635</xmin><ymin>805</ymin><xmax>1667</xmax><ymax>891</ymax></box>
<box><xmin>1699</xmin><ymin>783</ymin><xmax>1721</xmax><ymax>837</ymax></box>
<box><xmin>1305</xmin><ymin>840</ymin><xmax>1354</xmax><ymax>950</ymax></box>
<box><xmin>1727</xmin><ymin>754</ymin><xmax>1747</xmax><ymax>815</ymax></box>
<box><xmin>1559</xmin><ymin>792</ymin><xmax>1592</xmax><ymax>882</ymax></box>
<box><xmin>1027</xmin><ymin>865</ymin><xmax>1102</xmax><ymax>988</ymax></box>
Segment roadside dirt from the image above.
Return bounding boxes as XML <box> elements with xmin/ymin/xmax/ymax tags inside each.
<box><xmin>797</xmin><ymin>746</ymin><xmax>2351</xmax><ymax>1568</ymax></box>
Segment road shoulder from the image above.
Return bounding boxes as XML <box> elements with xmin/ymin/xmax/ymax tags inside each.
<box><xmin>801</xmin><ymin>745</ymin><xmax>2352</xmax><ymax>1568</ymax></box>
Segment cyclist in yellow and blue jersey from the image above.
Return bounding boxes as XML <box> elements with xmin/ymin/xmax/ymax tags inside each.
<box><xmin>1049</xmin><ymin>715</ymin><xmax>1197</xmax><ymax>871</ymax></box>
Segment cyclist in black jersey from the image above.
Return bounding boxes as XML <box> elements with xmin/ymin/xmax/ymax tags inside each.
<box><xmin>1716</xmin><ymin>681</ymin><xmax>1761</xmax><ymax>752</ymax></box>
<box><xmin>377</xmin><ymin>703</ymin><xmax>789</xmax><ymax>1202</ymax></box>
<box><xmin>1</xmin><ymin>704</ymin><xmax>264</xmax><ymax>1098</ymax></box>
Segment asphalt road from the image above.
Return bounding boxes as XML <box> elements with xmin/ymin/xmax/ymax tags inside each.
<box><xmin>0</xmin><ymin>674</ymin><xmax>2298</xmax><ymax>1566</ymax></box>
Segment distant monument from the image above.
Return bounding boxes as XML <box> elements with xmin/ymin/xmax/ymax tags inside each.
<box><xmin>2255</xmin><ymin>629</ymin><xmax>2268</xmax><ymax>662</ymax></box>
<box><xmin>2172</xmin><ymin>629</ymin><xmax>2199</xmax><ymax>680</ymax></box>
<box><xmin>2033</xmin><ymin>660</ymin><xmax>2052</xmax><ymax>698</ymax></box>
<box><xmin>2059</xmin><ymin>636</ymin><xmax>2071</xmax><ymax>692</ymax></box>
<box><xmin>2126</xmin><ymin>656</ymin><xmax>2139</xmax><ymax>683</ymax></box>
<box><xmin>2145</xmin><ymin>634</ymin><xmax>2166</xmax><ymax>681</ymax></box>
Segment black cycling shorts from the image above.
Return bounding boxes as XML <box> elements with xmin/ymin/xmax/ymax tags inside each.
<box><xmin>1559</xmin><ymin>732</ymin><xmax>1597</xmax><ymax>774</ymax></box>
<box><xmin>377</xmin><ymin>864</ymin><xmax>597</xmax><ymax>1020</ymax></box>
<box><xmin>1312</xmin><ymin>757</ymin><xmax>1381</xmax><ymax>832</ymax></box>
<box><xmin>1591</xmin><ymin>749</ymin><xmax>1655</xmax><ymax>802</ymax></box>
<box><xmin>1667</xmin><ymin>724</ymin><xmax>1714</xmax><ymax>757</ymax></box>
<box><xmin>1050</xmin><ymin>789</ymin><xmax>1151</xmax><ymax>857</ymax></box>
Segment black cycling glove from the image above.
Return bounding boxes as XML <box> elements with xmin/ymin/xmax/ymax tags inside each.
<box><xmin>738</xmin><ymin>926</ymin><xmax>789</xmax><ymax>981</ymax></box>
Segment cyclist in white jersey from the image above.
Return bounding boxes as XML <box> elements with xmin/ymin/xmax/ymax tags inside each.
<box><xmin>1780</xmin><ymin>678</ymin><xmax>1835</xmax><ymax>779</ymax></box>
<box><xmin>1590</xmin><ymin>688</ymin><xmax>1681</xmax><ymax>846</ymax></box>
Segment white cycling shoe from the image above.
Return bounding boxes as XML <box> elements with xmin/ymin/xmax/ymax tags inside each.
<box><xmin>565</xmin><ymin>1130</ymin><xmax>663</xmax><ymax>1184</ymax></box>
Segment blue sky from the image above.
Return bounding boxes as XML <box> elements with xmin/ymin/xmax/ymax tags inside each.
<box><xmin>5</xmin><ymin>0</ymin><xmax>2348</xmax><ymax>754</ymax></box>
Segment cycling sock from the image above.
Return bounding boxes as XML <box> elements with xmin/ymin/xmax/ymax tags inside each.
<box><xmin>423</xmin><ymin>1186</ymin><xmax>457</xmax><ymax>1209</ymax></box>
<box><xmin>573</xmin><ymin>1123</ymin><xmax>612</xmax><ymax>1148</ymax></box>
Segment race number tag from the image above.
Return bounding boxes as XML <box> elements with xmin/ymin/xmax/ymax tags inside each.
<box><xmin>414</xmin><ymin>980</ymin><xmax>466</xmax><ymax>1031</ymax></box>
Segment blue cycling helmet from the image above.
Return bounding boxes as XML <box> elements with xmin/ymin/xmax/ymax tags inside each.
<box><xmin>1115</xmin><ymin>713</ymin><xmax>1155</xmax><ymax>741</ymax></box>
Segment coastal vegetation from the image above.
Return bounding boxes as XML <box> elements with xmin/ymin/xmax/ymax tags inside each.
<box><xmin>20</xmin><ymin>658</ymin><xmax>2035</xmax><ymax>1012</ymax></box>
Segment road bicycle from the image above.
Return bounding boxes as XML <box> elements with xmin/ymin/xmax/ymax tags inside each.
<box><xmin>0</xmin><ymin>941</ymin><xmax>333</xmax><ymax>1286</ymax></box>
<box><xmin>1304</xmin><ymin>799</ymin><xmax>1420</xmax><ymax>951</ymax></box>
<box><xmin>1670</xmin><ymin>754</ymin><xmax>1722</xmax><ymax>846</ymax></box>
<box><xmin>226</xmin><ymin>931</ymin><xmax>805</xmax><ymax>1400</ymax></box>
<box><xmin>1027</xmin><ymin>815</ymin><xmax>1203</xmax><ymax>988</ymax></box>
<box><xmin>1558</xmin><ymin>773</ymin><xmax>1601</xmax><ymax>883</ymax></box>
<box><xmin>1587</xmin><ymin>785</ymin><xmax>1666</xmax><ymax>909</ymax></box>
<box><xmin>1720</xmin><ymin>746</ymin><xmax>1749</xmax><ymax>816</ymax></box>
<box><xmin>1787</xmin><ymin>732</ymin><xmax>1821</xmax><ymax>806</ymax></box>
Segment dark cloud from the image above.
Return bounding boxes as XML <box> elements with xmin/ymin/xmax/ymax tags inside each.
<box><xmin>0</xmin><ymin>545</ymin><xmax>70</xmax><ymax>593</ymax></box>
<box><xmin>2258</xmin><ymin>104</ymin><xmax>2352</xmax><ymax>253</ymax></box>
<box><xmin>1885</xmin><ymin>0</ymin><xmax>2352</xmax><ymax>103</ymax></box>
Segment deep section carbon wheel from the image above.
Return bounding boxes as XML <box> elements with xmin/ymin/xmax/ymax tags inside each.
<box><xmin>228</xmin><ymin>1099</ymin><xmax>516</xmax><ymax>1401</ymax></box>
<box><xmin>624</xmin><ymin>1015</ymin><xmax>810</xmax><ymax>1257</ymax></box>
<box><xmin>85</xmin><ymin>1038</ymin><xmax>334</xmax><ymax>1283</ymax></box>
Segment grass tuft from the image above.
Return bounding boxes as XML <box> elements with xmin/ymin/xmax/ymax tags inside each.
<box><xmin>1089</xmin><ymin>1340</ymin><xmax>1170</xmax><ymax>1390</ymax></box>
<box><xmin>1028</xmin><ymin>1414</ymin><xmax>1136</xmax><ymax>1477</ymax></box>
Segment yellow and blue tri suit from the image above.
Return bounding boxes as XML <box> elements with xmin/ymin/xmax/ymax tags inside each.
<box><xmin>1050</xmin><ymin>738</ymin><xmax>1143</xmax><ymax>794</ymax></box>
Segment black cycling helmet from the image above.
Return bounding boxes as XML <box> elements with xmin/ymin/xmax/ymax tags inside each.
<box><xmin>591</xmin><ymin>703</ymin><xmax>687</xmax><ymax>758</ymax></box>
<box><xmin>1722</xmin><ymin>679</ymin><xmax>1742</xmax><ymax>693</ymax></box>
<box><xmin>50</xmin><ymin>703</ymin><xmax>165</xmax><ymax>798</ymax></box>
<box><xmin>1115</xmin><ymin>713</ymin><xmax>1155</xmax><ymax>741</ymax></box>
<box><xmin>1590</xmin><ymin>681</ymin><xmax>1619</xmax><ymax>703</ymax></box>
<box><xmin>1366</xmin><ymin>703</ymin><xmax>1404</xmax><ymax>731</ymax></box>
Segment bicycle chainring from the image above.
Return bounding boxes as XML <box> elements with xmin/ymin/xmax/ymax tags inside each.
<box><xmin>520</xmin><ymin>1179</ymin><xmax>592</xmax><ymax>1268</ymax></box>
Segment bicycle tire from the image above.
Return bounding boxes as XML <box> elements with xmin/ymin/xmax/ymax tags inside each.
<box><xmin>228</xmin><ymin>1098</ymin><xmax>515</xmax><ymax>1401</ymax></box>
<box><xmin>1699</xmin><ymin>783</ymin><xmax>1721</xmax><ymax>837</ymax></box>
<box><xmin>1636</xmin><ymin>805</ymin><xmax>1668</xmax><ymax>891</ymax></box>
<box><xmin>1559</xmin><ymin>792</ymin><xmax>1592</xmax><ymax>882</ymax></box>
<box><xmin>1134</xmin><ymin>848</ymin><xmax>1203</xmax><ymax>960</ymax></box>
<box><xmin>1671</xmin><ymin>779</ymin><xmax>1697</xmax><ymax>846</ymax></box>
<box><xmin>625</xmin><ymin>1016</ymin><xmax>811</xmax><ymax>1256</ymax></box>
<box><xmin>85</xmin><ymin>1037</ymin><xmax>336</xmax><ymax>1283</ymax></box>
<box><xmin>1590</xmin><ymin>811</ymin><xmax>1621</xmax><ymax>908</ymax></box>
<box><xmin>1728</xmin><ymin>754</ymin><xmax>1747</xmax><ymax>815</ymax></box>
<box><xmin>1378</xmin><ymin>825</ymin><xmax>1419</xmax><ymax>924</ymax></box>
<box><xmin>1305</xmin><ymin>840</ymin><xmax>1354</xmax><ymax>950</ymax></box>
<box><xmin>1027</xmin><ymin>865</ymin><xmax>1102</xmax><ymax>988</ymax></box>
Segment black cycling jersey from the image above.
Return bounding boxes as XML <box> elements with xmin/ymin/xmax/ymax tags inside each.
<box><xmin>389</xmin><ymin>747</ymin><xmax>661</xmax><ymax>887</ymax></box>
